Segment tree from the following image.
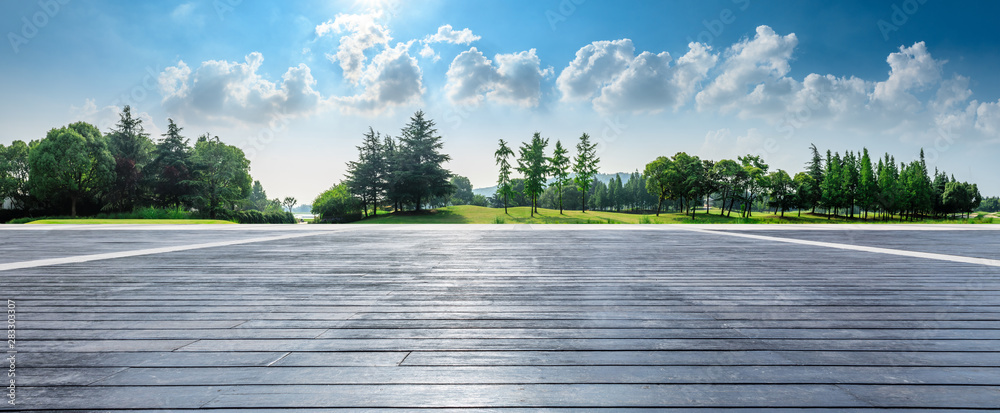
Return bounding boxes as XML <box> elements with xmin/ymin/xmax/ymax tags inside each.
<box><xmin>189</xmin><ymin>135</ymin><xmax>252</xmax><ymax>218</ymax></box>
<box><xmin>248</xmin><ymin>180</ymin><xmax>269</xmax><ymax>211</ymax></box>
<box><xmin>820</xmin><ymin>151</ymin><xmax>842</xmax><ymax>218</ymax></box>
<box><xmin>517</xmin><ymin>132</ymin><xmax>549</xmax><ymax>216</ymax></box>
<box><xmin>494</xmin><ymin>139</ymin><xmax>515</xmax><ymax>214</ymax></box>
<box><xmin>394</xmin><ymin>111</ymin><xmax>453</xmax><ymax>211</ymax></box>
<box><xmin>806</xmin><ymin>144</ymin><xmax>824</xmax><ymax>213</ymax></box>
<box><xmin>345</xmin><ymin>128</ymin><xmax>385</xmax><ymax>217</ymax></box>
<box><xmin>149</xmin><ymin>119</ymin><xmax>192</xmax><ymax>210</ymax></box>
<box><xmin>312</xmin><ymin>182</ymin><xmax>362</xmax><ymax>221</ymax></box>
<box><xmin>712</xmin><ymin>159</ymin><xmax>741</xmax><ymax>217</ymax></box>
<box><xmin>737</xmin><ymin>154</ymin><xmax>768</xmax><ymax>218</ymax></box>
<box><xmin>643</xmin><ymin>156</ymin><xmax>672</xmax><ymax>216</ymax></box>
<box><xmin>105</xmin><ymin>105</ymin><xmax>154</xmax><ymax>212</ymax></box>
<box><xmin>767</xmin><ymin>169</ymin><xmax>794</xmax><ymax>217</ymax></box>
<box><xmin>793</xmin><ymin>172</ymin><xmax>816</xmax><ymax>217</ymax></box>
<box><xmin>857</xmin><ymin>148</ymin><xmax>877</xmax><ymax>220</ymax></box>
<box><xmin>283</xmin><ymin>197</ymin><xmax>297</xmax><ymax>213</ymax></box>
<box><xmin>0</xmin><ymin>140</ymin><xmax>31</xmax><ymax>210</ymax></box>
<box><xmin>28</xmin><ymin>122</ymin><xmax>115</xmax><ymax>217</ymax></box>
<box><xmin>549</xmin><ymin>140</ymin><xmax>572</xmax><ymax>214</ymax></box>
<box><xmin>573</xmin><ymin>133</ymin><xmax>600</xmax><ymax>212</ymax></box>
<box><xmin>449</xmin><ymin>175</ymin><xmax>473</xmax><ymax>205</ymax></box>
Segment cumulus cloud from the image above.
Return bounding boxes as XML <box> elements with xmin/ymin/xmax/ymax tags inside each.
<box><xmin>556</xmin><ymin>39</ymin><xmax>635</xmax><ymax>101</ymax></box>
<box><xmin>158</xmin><ymin>52</ymin><xmax>324</xmax><ymax>125</ymax></box>
<box><xmin>424</xmin><ymin>24</ymin><xmax>480</xmax><ymax>45</ymax></box>
<box><xmin>334</xmin><ymin>42</ymin><xmax>424</xmax><ymax>114</ymax></box>
<box><xmin>445</xmin><ymin>47</ymin><xmax>552</xmax><ymax>107</ymax></box>
<box><xmin>419</xmin><ymin>43</ymin><xmax>440</xmax><ymax>62</ymax></box>
<box><xmin>696</xmin><ymin>25</ymin><xmax>798</xmax><ymax>114</ymax></box>
<box><xmin>870</xmin><ymin>42</ymin><xmax>943</xmax><ymax>112</ymax></box>
<box><xmin>556</xmin><ymin>39</ymin><xmax>716</xmax><ymax>113</ymax></box>
<box><xmin>315</xmin><ymin>11</ymin><xmax>392</xmax><ymax>83</ymax></box>
<box><xmin>594</xmin><ymin>43</ymin><xmax>717</xmax><ymax>113</ymax></box>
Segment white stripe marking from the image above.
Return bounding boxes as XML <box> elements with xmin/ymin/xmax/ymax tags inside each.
<box><xmin>0</xmin><ymin>232</ymin><xmax>326</xmax><ymax>272</ymax></box>
<box><xmin>680</xmin><ymin>227</ymin><xmax>1000</xmax><ymax>267</ymax></box>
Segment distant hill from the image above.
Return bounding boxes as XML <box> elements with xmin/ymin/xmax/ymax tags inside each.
<box><xmin>473</xmin><ymin>172</ymin><xmax>633</xmax><ymax>197</ymax></box>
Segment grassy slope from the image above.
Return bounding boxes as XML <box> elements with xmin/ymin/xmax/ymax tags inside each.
<box><xmin>25</xmin><ymin>219</ymin><xmax>236</xmax><ymax>224</ymax></box>
<box><xmin>356</xmin><ymin>205</ymin><xmax>996</xmax><ymax>224</ymax></box>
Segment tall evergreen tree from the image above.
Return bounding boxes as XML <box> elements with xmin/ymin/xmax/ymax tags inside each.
<box><xmin>549</xmin><ymin>140</ymin><xmax>572</xmax><ymax>214</ymax></box>
<box><xmin>105</xmin><ymin>106</ymin><xmax>154</xmax><ymax>211</ymax></box>
<box><xmin>395</xmin><ymin>111</ymin><xmax>453</xmax><ymax>211</ymax></box>
<box><xmin>820</xmin><ymin>151</ymin><xmax>842</xmax><ymax>218</ymax></box>
<box><xmin>494</xmin><ymin>139</ymin><xmax>515</xmax><ymax>214</ymax></box>
<box><xmin>150</xmin><ymin>119</ymin><xmax>192</xmax><ymax>210</ymax></box>
<box><xmin>345</xmin><ymin>128</ymin><xmax>385</xmax><ymax>217</ymax></box>
<box><xmin>517</xmin><ymin>132</ymin><xmax>549</xmax><ymax>216</ymax></box>
<box><xmin>806</xmin><ymin>143</ymin><xmax>825</xmax><ymax>213</ymax></box>
<box><xmin>572</xmin><ymin>133</ymin><xmax>599</xmax><ymax>212</ymax></box>
<box><xmin>858</xmin><ymin>148</ymin><xmax>876</xmax><ymax>220</ymax></box>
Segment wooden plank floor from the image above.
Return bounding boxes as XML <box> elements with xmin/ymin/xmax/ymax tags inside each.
<box><xmin>2</xmin><ymin>225</ymin><xmax>999</xmax><ymax>410</ymax></box>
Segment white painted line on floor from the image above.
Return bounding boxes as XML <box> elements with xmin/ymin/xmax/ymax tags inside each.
<box><xmin>679</xmin><ymin>227</ymin><xmax>1000</xmax><ymax>267</ymax></box>
<box><xmin>0</xmin><ymin>231</ymin><xmax>328</xmax><ymax>272</ymax></box>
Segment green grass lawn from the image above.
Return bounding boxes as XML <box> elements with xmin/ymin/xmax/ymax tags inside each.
<box><xmin>25</xmin><ymin>219</ymin><xmax>236</xmax><ymax>225</ymax></box>
<box><xmin>353</xmin><ymin>205</ymin><xmax>996</xmax><ymax>225</ymax></box>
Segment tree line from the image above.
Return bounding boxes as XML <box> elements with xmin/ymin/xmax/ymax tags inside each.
<box><xmin>0</xmin><ymin>106</ymin><xmax>295</xmax><ymax>222</ymax></box>
<box><xmin>312</xmin><ymin>111</ymin><xmax>464</xmax><ymax>221</ymax></box>
<box><xmin>491</xmin><ymin>135</ymin><xmax>984</xmax><ymax>220</ymax></box>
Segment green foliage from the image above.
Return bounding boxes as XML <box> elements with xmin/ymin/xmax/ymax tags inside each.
<box><xmin>494</xmin><ymin>138</ymin><xmax>516</xmax><ymax>213</ymax></box>
<box><xmin>549</xmin><ymin>140</ymin><xmax>572</xmax><ymax>213</ymax></box>
<box><xmin>104</xmin><ymin>105</ymin><xmax>154</xmax><ymax>212</ymax></box>
<box><xmin>188</xmin><ymin>135</ymin><xmax>252</xmax><ymax>218</ymax></box>
<box><xmin>572</xmin><ymin>133</ymin><xmax>599</xmax><ymax>212</ymax></box>
<box><xmin>217</xmin><ymin>209</ymin><xmax>295</xmax><ymax>224</ymax></box>
<box><xmin>28</xmin><ymin>122</ymin><xmax>115</xmax><ymax>216</ymax></box>
<box><xmin>149</xmin><ymin>118</ymin><xmax>193</xmax><ymax>209</ymax></box>
<box><xmin>394</xmin><ymin>111</ymin><xmax>453</xmax><ymax>211</ymax></box>
<box><xmin>345</xmin><ymin>127</ymin><xmax>386</xmax><ymax>216</ymax></box>
<box><xmin>0</xmin><ymin>140</ymin><xmax>31</xmax><ymax>210</ymax></box>
<box><xmin>517</xmin><ymin>132</ymin><xmax>549</xmax><ymax>216</ymax></box>
<box><xmin>450</xmin><ymin>175</ymin><xmax>474</xmax><ymax>205</ymax></box>
<box><xmin>312</xmin><ymin>183</ymin><xmax>363</xmax><ymax>222</ymax></box>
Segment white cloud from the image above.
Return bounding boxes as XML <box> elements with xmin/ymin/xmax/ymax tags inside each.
<box><xmin>870</xmin><ymin>42</ymin><xmax>943</xmax><ymax>112</ymax></box>
<box><xmin>424</xmin><ymin>24</ymin><xmax>480</xmax><ymax>45</ymax></box>
<box><xmin>556</xmin><ymin>39</ymin><xmax>635</xmax><ymax>101</ymax></box>
<box><xmin>315</xmin><ymin>12</ymin><xmax>392</xmax><ymax>83</ymax></box>
<box><xmin>445</xmin><ymin>47</ymin><xmax>495</xmax><ymax>105</ymax></box>
<box><xmin>974</xmin><ymin>100</ymin><xmax>1000</xmax><ymax>137</ymax></box>
<box><xmin>419</xmin><ymin>42</ymin><xmax>440</xmax><ymax>62</ymax></box>
<box><xmin>594</xmin><ymin>43</ymin><xmax>717</xmax><ymax>114</ymax></box>
<box><xmin>445</xmin><ymin>48</ymin><xmax>552</xmax><ymax>107</ymax></box>
<box><xmin>696</xmin><ymin>25</ymin><xmax>798</xmax><ymax>114</ymax></box>
<box><xmin>158</xmin><ymin>53</ymin><xmax>324</xmax><ymax>125</ymax></box>
<box><xmin>335</xmin><ymin>42</ymin><xmax>424</xmax><ymax>114</ymax></box>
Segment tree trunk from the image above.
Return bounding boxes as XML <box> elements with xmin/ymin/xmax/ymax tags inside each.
<box><xmin>71</xmin><ymin>196</ymin><xmax>78</xmax><ymax>217</ymax></box>
<box><xmin>581</xmin><ymin>192</ymin><xmax>587</xmax><ymax>213</ymax></box>
<box><xmin>656</xmin><ymin>197</ymin><xmax>662</xmax><ymax>217</ymax></box>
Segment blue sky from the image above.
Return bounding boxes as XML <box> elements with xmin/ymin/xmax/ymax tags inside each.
<box><xmin>3</xmin><ymin>0</ymin><xmax>1000</xmax><ymax>202</ymax></box>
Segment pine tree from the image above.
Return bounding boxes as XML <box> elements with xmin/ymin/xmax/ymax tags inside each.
<box><xmin>549</xmin><ymin>140</ymin><xmax>572</xmax><ymax>214</ymax></box>
<box><xmin>150</xmin><ymin>119</ymin><xmax>192</xmax><ymax>210</ymax></box>
<box><xmin>395</xmin><ymin>111</ymin><xmax>453</xmax><ymax>211</ymax></box>
<box><xmin>858</xmin><ymin>148</ymin><xmax>876</xmax><ymax>220</ymax></box>
<box><xmin>494</xmin><ymin>139</ymin><xmax>515</xmax><ymax>214</ymax></box>
<box><xmin>806</xmin><ymin>144</ymin><xmax>824</xmax><ymax>213</ymax></box>
<box><xmin>517</xmin><ymin>133</ymin><xmax>549</xmax><ymax>216</ymax></box>
<box><xmin>572</xmin><ymin>133</ymin><xmax>600</xmax><ymax>212</ymax></box>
